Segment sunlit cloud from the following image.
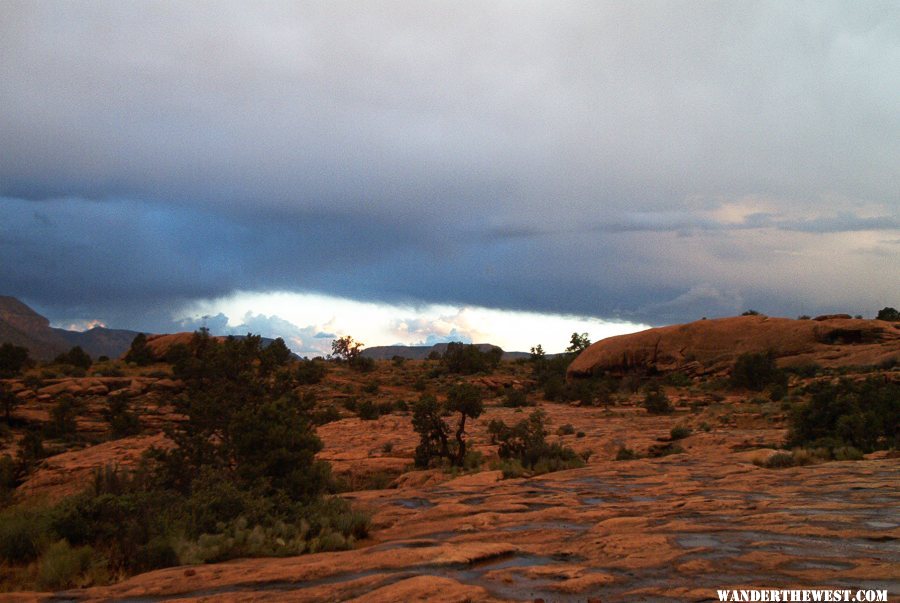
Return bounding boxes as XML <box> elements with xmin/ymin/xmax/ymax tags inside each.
<box><xmin>177</xmin><ymin>291</ymin><xmax>649</xmax><ymax>355</ymax></box>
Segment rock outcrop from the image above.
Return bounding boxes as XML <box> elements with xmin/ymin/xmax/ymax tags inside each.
<box><xmin>568</xmin><ymin>315</ymin><xmax>900</xmax><ymax>378</ymax></box>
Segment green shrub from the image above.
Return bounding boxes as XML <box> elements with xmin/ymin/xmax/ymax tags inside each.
<box><xmin>502</xmin><ymin>388</ymin><xmax>530</xmax><ymax>408</ymax></box>
<box><xmin>357</xmin><ymin>400</ymin><xmax>381</xmax><ymax>420</ymax></box>
<box><xmin>615</xmin><ymin>447</ymin><xmax>638</xmax><ymax>461</ymax></box>
<box><xmin>104</xmin><ymin>394</ymin><xmax>141</xmax><ymax>437</ymax></box>
<box><xmin>350</xmin><ymin>356</ymin><xmax>375</xmax><ymax>373</ymax></box>
<box><xmin>45</xmin><ymin>395</ymin><xmax>81</xmax><ymax>439</ymax></box>
<box><xmin>311</xmin><ymin>405</ymin><xmax>341</xmax><ymax>425</ymax></box>
<box><xmin>53</xmin><ymin>346</ymin><xmax>93</xmax><ymax>370</ymax></box>
<box><xmin>37</xmin><ymin>540</ymin><xmax>94</xmax><ymax>589</ymax></box>
<box><xmin>785</xmin><ymin>363</ymin><xmax>821</xmax><ymax>378</ymax></box>
<box><xmin>556</xmin><ymin>423</ymin><xmax>575</xmax><ymax>436</ymax></box>
<box><xmin>362</xmin><ymin>380</ymin><xmax>380</xmax><ymax>394</ymax></box>
<box><xmin>495</xmin><ymin>458</ymin><xmax>527</xmax><ymax>479</ymax></box>
<box><xmin>670</xmin><ymin>425</ymin><xmax>692</xmax><ymax>440</ymax></box>
<box><xmin>0</xmin><ymin>342</ymin><xmax>31</xmax><ymax>378</ymax></box>
<box><xmin>0</xmin><ymin>454</ymin><xmax>16</xmax><ymax>497</ymax></box>
<box><xmin>730</xmin><ymin>351</ymin><xmax>787</xmax><ymax>391</ymax></box>
<box><xmin>0</xmin><ymin>505</ymin><xmax>52</xmax><ymax>563</ymax></box>
<box><xmin>787</xmin><ymin>378</ymin><xmax>899</xmax><ymax>453</ymax></box>
<box><xmin>647</xmin><ymin>442</ymin><xmax>684</xmax><ymax>457</ymax></box>
<box><xmin>487</xmin><ymin>410</ymin><xmax>584</xmax><ymax>476</ymax></box>
<box><xmin>295</xmin><ymin>359</ymin><xmax>327</xmax><ymax>384</ymax></box>
<box><xmin>876</xmin><ymin>307</ymin><xmax>899</xmax><ymax>322</ymax></box>
<box><xmin>755</xmin><ymin>451</ymin><xmax>795</xmax><ymax>468</ymax></box>
<box><xmin>124</xmin><ymin>333</ymin><xmax>155</xmax><ymax>366</ymax></box>
<box><xmin>665</xmin><ymin>372</ymin><xmax>692</xmax><ymax>387</ymax></box>
<box><xmin>17</xmin><ymin>428</ymin><xmax>46</xmax><ymax>469</ymax></box>
<box><xmin>1</xmin><ymin>382</ymin><xmax>21</xmax><ymax>424</ymax></box>
<box><xmin>642</xmin><ymin>386</ymin><xmax>673</xmax><ymax>414</ymax></box>
<box><xmin>412</xmin><ymin>385</ymin><xmax>484</xmax><ymax>468</ymax></box>
<box><xmin>441</xmin><ymin>342</ymin><xmax>502</xmax><ymax>374</ymax></box>
<box><xmin>833</xmin><ymin>446</ymin><xmax>864</xmax><ymax>461</ymax></box>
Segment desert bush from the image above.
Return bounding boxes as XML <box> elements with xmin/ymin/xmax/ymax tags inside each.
<box><xmin>647</xmin><ymin>442</ymin><xmax>685</xmax><ymax>457</ymax></box>
<box><xmin>124</xmin><ymin>333</ymin><xmax>155</xmax><ymax>366</ymax></box>
<box><xmin>755</xmin><ymin>451</ymin><xmax>795</xmax><ymax>469</ymax></box>
<box><xmin>45</xmin><ymin>395</ymin><xmax>81</xmax><ymax>440</ymax></box>
<box><xmin>104</xmin><ymin>394</ymin><xmax>141</xmax><ymax>437</ymax></box>
<box><xmin>556</xmin><ymin>423</ymin><xmax>576</xmax><ymax>436</ymax></box>
<box><xmin>615</xmin><ymin>446</ymin><xmax>638</xmax><ymax>461</ymax></box>
<box><xmin>441</xmin><ymin>342</ymin><xmax>502</xmax><ymax>374</ymax></box>
<box><xmin>37</xmin><ymin>540</ymin><xmax>94</xmax><ymax>590</ymax></box>
<box><xmin>494</xmin><ymin>458</ymin><xmax>527</xmax><ymax>479</ymax></box>
<box><xmin>730</xmin><ymin>351</ymin><xmax>787</xmax><ymax>391</ymax></box>
<box><xmin>665</xmin><ymin>372</ymin><xmax>692</xmax><ymax>387</ymax></box>
<box><xmin>0</xmin><ymin>504</ymin><xmax>53</xmax><ymax>563</ymax></box>
<box><xmin>833</xmin><ymin>446</ymin><xmax>864</xmax><ymax>461</ymax></box>
<box><xmin>362</xmin><ymin>380</ymin><xmax>380</xmax><ymax>394</ymax></box>
<box><xmin>0</xmin><ymin>454</ymin><xmax>16</xmax><ymax>497</ymax></box>
<box><xmin>642</xmin><ymin>385</ymin><xmax>673</xmax><ymax>414</ymax></box>
<box><xmin>311</xmin><ymin>405</ymin><xmax>341</xmax><ymax>426</ymax></box>
<box><xmin>93</xmin><ymin>364</ymin><xmax>125</xmax><ymax>377</ymax></box>
<box><xmin>17</xmin><ymin>428</ymin><xmax>46</xmax><ymax>470</ymax></box>
<box><xmin>351</xmin><ymin>356</ymin><xmax>376</xmax><ymax>373</ymax></box>
<box><xmin>787</xmin><ymin>377</ymin><xmax>898</xmax><ymax>453</ymax></box>
<box><xmin>295</xmin><ymin>359</ymin><xmax>327</xmax><ymax>384</ymax></box>
<box><xmin>768</xmin><ymin>383</ymin><xmax>788</xmax><ymax>402</ymax></box>
<box><xmin>670</xmin><ymin>425</ymin><xmax>692</xmax><ymax>440</ymax></box>
<box><xmin>876</xmin><ymin>307</ymin><xmax>899</xmax><ymax>321</ymax></box>
<box><xmin>502</xmin><ymin>388</ymin><xmax>530</xmax><ymax>408</ymax></box>
<box><xmin>0</xmin><ymin>342</ymin><xmax>31</xmax><ymax>377</ymax></box>
<box><xmin>53</xmin><ymin>346</ymin><xmax>92</xmax><ymax>370</ymax></box>
<box><xmin>1</xmin><ymin>382</ymin><xmax>21</xmax><ymax>424</ymax></box>
<box><xmin>487</xmin><ymin>410</ymin><xmax>584</xmax><ymax>476</ymax></box>
<box><xmin>412</xmin><ymin>386</ymin><xmax>484</xmax><ymax>468</ymax></box>
<box><xmin>357</xmin><ymin>400</ymin><xmax>382</xmax><ymax>421</ymax></box>
<box><xmin>784</xmin><ymin>363</ymin><xmax>821</xmax><ymax>378</ymax></box>
<box><xmin>755</xmin><ymin>447</ymin><xmax>830</xmax><ymax>469</ymax></box>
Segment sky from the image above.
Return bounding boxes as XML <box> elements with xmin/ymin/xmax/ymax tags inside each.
<box><xmin>1</xmin><ymin>1</ymin><xmax>898</xmax><ymax>354</ymax></box>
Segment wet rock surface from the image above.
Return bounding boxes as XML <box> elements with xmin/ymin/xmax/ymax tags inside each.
<box><xmin>43</xmin><ymin>406</ymin><xmax>899</xmax><ymax>602</ymax></box>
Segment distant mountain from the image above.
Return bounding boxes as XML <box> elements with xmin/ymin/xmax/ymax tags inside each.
<box><xmin>361</xmin><ymin>342</ymin><xmax>530</xmax><ymax>361</ymax></box>
<box><xmin>0</xmin><ymin>295</ymin><xmax>139</xmax><ymax>360</ymax></box>
<box><xmin>53</xmin><ymin>326</ymin><xmax>141</xmax><ymax>359</ymax></box>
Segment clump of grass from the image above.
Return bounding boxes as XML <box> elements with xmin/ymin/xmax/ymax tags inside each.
<box><xmin>753</xmin><ymin>447</ymin><xmax>831</xmax><ymax>469</ymax></box>
<box><xmin>669</xmin><ymin>425</ymin><xmax>692</xmax><ymax>440</ymax></box>
<box><xmin>556</xmin><ymin>423</ymin><xmax>576</xmax><ymax>436</ymax></box>
<box><xmin>615</xmin><ymin>446</ymin><xmax>638</xmax><ymax>461</ymax></box>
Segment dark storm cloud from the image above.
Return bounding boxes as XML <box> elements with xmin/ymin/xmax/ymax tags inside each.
<box><xmin>1</xmin><ymin>1</ymin><xmax>898</xmax><ymax>327</ymax></box>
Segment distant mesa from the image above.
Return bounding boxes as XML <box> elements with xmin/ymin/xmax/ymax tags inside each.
<box><xmin>361</xmin><ymin>343</ymin><xmax>529</xmax><ymax>361</ymax></box>
<box><xmin>567</xmin><ymin>314</ymin><xmax>900</xmax><ymax>379</ymax></box>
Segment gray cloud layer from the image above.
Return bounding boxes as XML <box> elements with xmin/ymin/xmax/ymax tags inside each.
<box><xmin>1</xmin><ymin>1</ymin><xmax>898</xmax><ymax>328</ymax></box>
